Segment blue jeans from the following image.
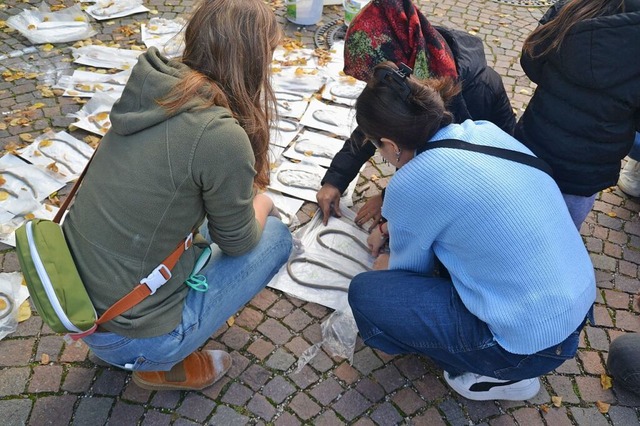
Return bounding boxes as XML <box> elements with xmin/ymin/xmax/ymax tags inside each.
<box><xmin>83</xmin><ymin>217</ymin><xmax>292</xmax><ymax>371</ymax></box>
<box><xmin>562</xmin><ymin>192</ymin><xmax>596</xmax><ymax>230</ymax></box>
<box><xmin>348</xmin><ymin>269</ymin><xmax>587</xmax><ymax>381</ymax></box>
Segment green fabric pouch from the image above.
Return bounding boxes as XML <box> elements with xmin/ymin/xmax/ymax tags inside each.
<box><xmin>15</xmin><ymin>219</ymin><xmax>97</xmax><ymax>334</ymax></box>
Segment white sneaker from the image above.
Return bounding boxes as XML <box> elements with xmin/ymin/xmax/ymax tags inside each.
<box><xmin>444</xmin><ymin>371</ymin><xmax>540</xmax><ymax>401</ymax></box>
<box><xmin>618</xmin><ymin>158</ymin><xmax>640</xmax><ymax>197</ymax></box>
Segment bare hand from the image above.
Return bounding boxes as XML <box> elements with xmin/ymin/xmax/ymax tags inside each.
<box><xmin>367</xmin><ymin>225</ymin><xmax>387</xmax><ymax>257</ymax></box>
<box><xmin>373</xmin><ymin>253</ymin><xmax>390</xmax><ymax>270</ymax></box>
<box><xmin>355</xmin><ymin>193</ymin><xmax>383</xmax><ymax>230</ymax></box>
<box><xmin>316</xmin><ymin>183</ymin><xmax>342</xmax><ymax>225</ymax></box>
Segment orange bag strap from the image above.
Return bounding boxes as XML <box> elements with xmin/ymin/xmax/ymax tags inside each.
<box><xmin>95</xmin><ymin>232</ymin><xmax>195</xmax><ymax>326</ymax></box>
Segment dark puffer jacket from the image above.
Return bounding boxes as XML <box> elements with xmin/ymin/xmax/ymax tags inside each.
<box><xmin>514</xmin><ymin>0</ymin><xmax>640</xmax><ymax>196</ymax></box>
<box><xmin>322</xmin><ymin>29</ymin><xmax>515</xmax><ymax>193</ymax></box>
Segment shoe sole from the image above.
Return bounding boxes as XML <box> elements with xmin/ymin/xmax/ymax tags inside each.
<box><xmin>445</xmin><ymin>373</ymin><xmax>541</xmax><ymax>401</ymax></box>
<box><xmin>131</xmin><ymin>373</ymin><xmax>211</xmax><ymax>391</ymax></box>
<box><xmin>132</xmin><ymin>365</ymin><xmax>230</xmax><ymax>391</ymax></box>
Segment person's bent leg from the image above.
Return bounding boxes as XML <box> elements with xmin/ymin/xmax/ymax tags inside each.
<box><xmin>607</xmin><ymin>333</ymin><xmax>640</xmax><ymax>395</ymax></box>
<box><xmin>562</xmin><ymin>193</ymin><xmax>597</xmax><ymax>229</ymax></box>
<box><xmin>348</xmin><ymin>269</ymin><xmax>583</xmax><ymax>400</ymax></box>
<box><xmin>83</xmin><ymin>217</ymin><xmax>292</xmax><ymax>389</ymax></box>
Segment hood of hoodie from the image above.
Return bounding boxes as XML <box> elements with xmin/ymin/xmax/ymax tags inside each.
<box><xmin>109</xmin><ymin>47</ymin><xmax>201</xmax><ymax>136</ymax></box>
<box><xmin>542</xmin><ymin>1</ymin><xmax>640</xmax><ymax>90</ymax></box>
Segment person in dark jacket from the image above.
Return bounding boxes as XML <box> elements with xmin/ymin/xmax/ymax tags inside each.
<box><xmin>316</xmin><ymin>0</ymin><xmax>515</xmax><ymax>226</ymax></box>
<box><xmin>514</xmin><ymin>0</ymin><xmax>640</xmax><ymax>228</ymax></box>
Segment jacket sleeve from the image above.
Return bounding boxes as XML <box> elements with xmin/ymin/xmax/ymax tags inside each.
<box><xmin>461</xmin><ymin>67</ymin><xmax>516</xmax><ymax>135</ymax></box>
<box><xmin>321</xmin><ymin>126</ymin><xmax>375</xmax><ymax>193</ymax></box>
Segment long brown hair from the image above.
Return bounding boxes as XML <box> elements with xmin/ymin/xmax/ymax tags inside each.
<box><xmin>159</xmin><ymin>0</ymin><xmax>281</xmax><ymax>188</ymax></box>
<box><xmin>523</xmin><ymin>0</ymin><xmax>624</xmax><ymax>58</ymax></box>
<box><xmin>355</xmin><ymin>62</ymin><xmax>460</xmax><ymax>151</ymax></box>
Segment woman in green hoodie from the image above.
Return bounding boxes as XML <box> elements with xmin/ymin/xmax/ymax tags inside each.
<box><xmin>62</xmin><ymin>0</ymin><xmax>292</xmax><ymax>391</ymax></box>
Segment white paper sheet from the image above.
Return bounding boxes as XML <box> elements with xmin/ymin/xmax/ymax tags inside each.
<box><xmin>141</xmin><ymin>17</ymin><xmax>186</xmax><ymax>58</ymax></box>
<box><xmin>282</xmin><ymin>130</ymin><xmax>346</xmax><ymax>167</ymax></box>
<box><xmin>0</xmin><ymin>204</ymin><xmax>60</xmax><ymax>247</ymax></box>
<box><xmin>18</xmin><ymin>131</ymin><xmax>94</xmax><ymax>182</ymax></box>
<box><xmin>85</xmin><ymin>0</ymin><xmax>149</xmax><ymax>20</ymax></box>
<box><xmin>68</xmin><ymin>91</ymin><xmax>120</xmax><ymax>136</ymax></box>
<box><xmin>299</xmin><ymin>98</ymin><xmax>357</xmax><ymax>139</ymax></box>
<box><xmin>72</xmin><ymin>45</ymin><xmax>143</xmax><ymax>70</ymax></box>
<box><xmin>56</xmin><ymin>69</ymin><xmax>129</xmax><ymax>98</ymax></box>
<box><xmin>267</xmin><ymin>208</ymin><xmax>373</xmax><ymax>311</ymax></box>
<box><xmin>321</xmin><ymin>77</ymin><xmax>365</xmax><ymax>107</ymax></box>
<box><xmin>264</xmin><ymin>190</ymin><xmax>305</xmax><ymax>228</ymax></box>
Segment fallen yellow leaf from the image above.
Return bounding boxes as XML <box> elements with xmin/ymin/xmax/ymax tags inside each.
<box><xmin>606</xmin><ymin>212</ymin><xmax>617</xmax><ymax>218</ymax></box>
<box><xmin>39</xmin><ymin>139</ymin><xmax>53</xmax><ymax>148</ymax></box>
<box><xmin>19</xmin><ymin>133</ymin><xmax>34</xmax><ymax>142</ymax></box>
<box><xmin>595</xmin><ymin>401</ymin><xmax>610</xmax><ymax>414</ymax></box>
<box><xmin>42</xmin><ymin>44</ymin><xmax>54</xmax><ymax>52</ymax></box>
<box><xmin>18</xmin><ymin>299</ymin><xmax>31</xmax><ymax>322</ymax></box>
<box><xmin>41</xmin><ymin>353</ymin><xmax>50</xmax><ymax>364</ymax></box>
<box><xmin>0</xmin><ymin>192</ymin><xmax>10</xmax><ymax>201</ymax></box>
<box><xmin>226</xmin><ymin>316</ymin><xmax>235</xmax><ymax>326</ymax></box>
<box><xmin>551</xmin><ymin>395</ymin><xmax>562</xmax><ymax>407</ymax></box>
<box><xmin>600</xmin><ymin>374</ymin><xmax>613</xmax><ymax>389</ymax></box>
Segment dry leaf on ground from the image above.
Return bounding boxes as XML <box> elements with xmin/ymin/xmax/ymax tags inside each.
<box><xmin>551</xmin><ymin>395</ymin><xmax>562</xmax><ymax>407</ymax></box>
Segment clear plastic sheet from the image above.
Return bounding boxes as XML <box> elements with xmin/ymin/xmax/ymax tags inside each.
<box><xmin>6</xmin><ymin>3</ymin><xmax>96</xmax><ymax>44</ymax></box>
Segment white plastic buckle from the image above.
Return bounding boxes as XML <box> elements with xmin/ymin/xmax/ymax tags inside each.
<box><xmin>140</xmin><ymin>264</ymin><xmax>172</xmax><ymax>295</ymax></box>
<box><xmin>184</xmin><ymin>233</ymin><xmax>194</xmax><ymax>250</ymax></box>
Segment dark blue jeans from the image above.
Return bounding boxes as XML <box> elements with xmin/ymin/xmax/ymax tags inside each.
<box><xmin>348</xmin><ymin>270</ymin><xmax>588</xmax><ymax>381</ymax></box>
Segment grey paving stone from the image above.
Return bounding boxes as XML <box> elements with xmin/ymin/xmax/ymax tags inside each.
<box><xmin>258</xmin><ymin>318</ymin><xmax>293</xmax><ymax>345</ymax></box>
<box><xmin>569</xmin><ymin>407</ymin><xmax>610</xmax><ymax>426</ymax></box>
<box><xmin>247</xmin><ymin>393</ymin><xmax>276</xmax><ymax>421</ymax></box>
<box><xmin>352</xmin><ymin>347</ymin><xmax>384</xmax><ymax>376</ymax></box>
<box><xmin>72</xmin><ymin>396</ymin><xmax>114</xmax><ymax>426</ymax></box>
<box><xmin>240</xmin><ymin>363</ymin><xmax>271</xmax><ymax>391</ymax></box>
<box><xmin>227</xmin><ymin>351</ymin><xmax>251</xmax><ymax>378</ymax></box>
<box><xmin>141</xmin><ymin>410</ymin><xmax>172</xmax><ymax>426</ymax></box>
<box><xmin>0</xmin><ymin>338</ymin><xmax>35</xmax><ymax>366</ymax></box>
<box><xmin>92</xmin><ymin>369</ymin><xmax>128</xmax><ymax>396</ymax></box>
<box><xmin>177</xmin><ymin>393</ymin><xmax>215</xmax><ymax>423</ymax></box>
<box><xmin>107</xmin><ymin>401</ymin><xmax>145</xmax><ymax>425</ymax></box>
<box><xmin>394</xmin><ymin>355</ymin><xmax>428</xmax><ymax>380</ymax></box>
<box><xmin>288</xmin><ymin>364</ymin><xmax>319</xmax><ymax>389</ymax></box>
<box><xmin>371</xmin><ymin>402</ymin><xmax>404</xmax><ymax>426</ymax></box>
<box><xmin>392</xmin><ymin>387</ymin><xmax>426</xmax><ymax>416</ymax></box>
<box><xmin>273</xmin><ymin>412</ymin><xmax>301</xmax><ymax>426</ymax></box>
<box><xmin>29</xmin><ymin>395</ymin><xmax>77</xmax><ymax>426</ymax></box>
<box><xmin>372</xmin><ymin>364</ymin><xmax>406</xmax><ymax>393</ymax></box>
<box><xmin>608</xmin><ymin>405</ymin><xmax>640</xmax><ymax>425</ymax></box>
<box><xmin>28</xmin><ymin>365</ymin><xmax>63</xmax><ymax>393</ymax></box>
<box><xmin>263</xmin><ymin>376</ymin><xmax>296</xmax><ymax>404</ymax></box>
<box><xmin>438</xmin><ymin>398</ymin><xmax>469</xmax><ymax>426</ymax></box>
<box><xmin>332</xmin><ymin>389</ymin><xmax>372</xmax><ymax>422</ymax></box>
<box><xmin>314</xmin><ymin>409</ymin><xmax>345</xmax><ymax>426</ymax></box>
<box><xmin>288</xmin><ymin>393</ymin><xmax>321</xmax><ymax>421</ymax></box>
<box><xmin>356</xmin><ymin>378</ymin><xmax>386</xmax><ymax>403</ymax></box>
<box><xmin>265</xmin><ymin>347</ymin><xmax>296</xmax><ymax>371</ymax></box>
<box><xmin>208</xmin><ymin>405</ymin><xmax>249</xmax><ymax>425</ymax></box>
<box><xmin>0</xmin><ymin>398</ymin><xmax>32</xmax><ymax>426</ymax></box>
<box><xmin>309</xmin><ymin>377</ymin><xmax>343</xmax><ymax>405</ymax></box>
<box><xmin>0</xmin><ymin>367</ymin><xmax>29</xmax><ymax>397</ymax></box>
<box><xmin>222</xmin><ymin>325</ymin><xmax>252</xmax><ymax>350</ymax></box>
<box><xmin>221</xmin><ymin>382</ymin><xmax>254</xmax><ymax>406</ymax></box>
<box><xmin>150</xmin><ymin>389</ymin><xmax>182</xmax><ymax>410</ymax></box>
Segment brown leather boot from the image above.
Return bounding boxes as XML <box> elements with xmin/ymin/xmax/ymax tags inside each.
<box><xmin>132</xmin><ymin>350</ymin><xmax>232</xmax><ymax>391</ymax></box>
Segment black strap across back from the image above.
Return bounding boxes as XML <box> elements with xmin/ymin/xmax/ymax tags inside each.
<box><xmin>416</xmin><ymin>138</ymin><xmax>553</xmax><ymax>177</ymax></box>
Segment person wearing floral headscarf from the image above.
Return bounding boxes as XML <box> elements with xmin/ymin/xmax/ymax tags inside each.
<box><xmin>316</xmin><ymin>0</ymin><xmax>515</xmax><ymax>227</ymax></box>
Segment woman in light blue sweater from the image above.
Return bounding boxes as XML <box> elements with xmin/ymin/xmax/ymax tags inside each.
<box><xmin>348</xmin><ymin>62</ymin><xmax>596</xmax><ymax>401</ymax></box>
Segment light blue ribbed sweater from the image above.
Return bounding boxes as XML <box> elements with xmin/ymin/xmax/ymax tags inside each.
<box><xmin>383</xmin><ymin>120</ymin><xmax>596</xmax><ymax>355</ymax></box>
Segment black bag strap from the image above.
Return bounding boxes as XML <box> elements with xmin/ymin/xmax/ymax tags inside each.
<box><xmin>417</xmin><ymin>138</ymin><xmax>553</xmax><ymax>177</ymax></box>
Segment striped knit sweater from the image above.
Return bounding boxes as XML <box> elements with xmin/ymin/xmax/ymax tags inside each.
<box><xmin>383</xmin><ymin>120</ymin><xmax>595</xmax><ymax>354</ymax></box>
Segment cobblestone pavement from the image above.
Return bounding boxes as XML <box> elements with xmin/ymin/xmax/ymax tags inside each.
<box><xmin>1</xmin><ymin>0</ymin><xmax>639</xmax><ymax>425</ymax></box>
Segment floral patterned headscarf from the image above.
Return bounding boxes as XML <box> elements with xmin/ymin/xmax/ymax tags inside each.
<box><xmin>344</xmin><ymin>0</ymin><xmax>458</xmax><ymax>82</ymax></box>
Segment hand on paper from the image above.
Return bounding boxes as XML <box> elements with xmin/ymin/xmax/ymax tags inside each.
<box><xmin>316</xmin><ymin>183</ymin><xmax>342</xmax><ymax>225</ymax></box>
<box><xmin>355</xmin><ymin>193</ymin><xmax>382</xmax><ymax>230</ymax></box>
<box><xmin>367</xmin><ymin>223</ymin><xmax>387</xmax><ymax>257</ymax></box>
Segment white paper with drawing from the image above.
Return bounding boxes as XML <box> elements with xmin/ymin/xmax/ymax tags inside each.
<box><xmin>267</xmin><ymin>209</ymin><xmax>374</xmax><ymax>311</ymax></box>
<box><xmin>283</xmin><ymin>130</ymin><xmax>345</xmax><ymax>167</ymax></box>
<box><xmin>299</xmin><ymin>99</ymin><xmax>356</xmax><ymax>139</ymax></box>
